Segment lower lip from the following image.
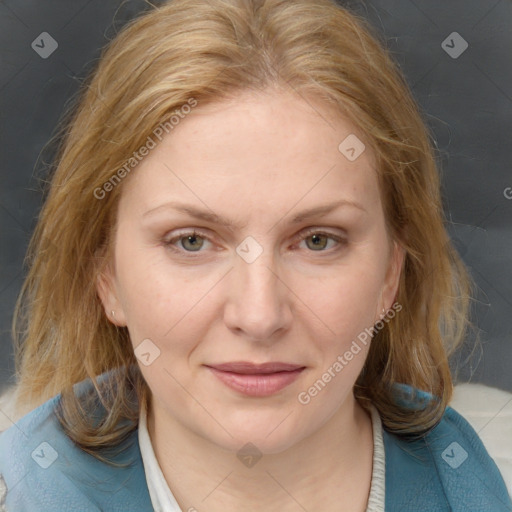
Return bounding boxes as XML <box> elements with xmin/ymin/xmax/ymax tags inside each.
<box><xmin>207</xmin><ymin>367</ymin><xmax>305</xmax><ymax>397</ymax></box>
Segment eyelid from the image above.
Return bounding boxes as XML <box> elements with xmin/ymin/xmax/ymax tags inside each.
<box><xmin>164</xmin><ymin>228</ymin><xmax>213</xmax><ymax>251</ymax></box>
<box><xmin>295</xmin><ymin>226</ymin><xmax>346</xmax><ymax>242</ymax></box>
<box><xmin>291</xmin><ymin>227</ymin><xmax>347</xmax><ymax>253</ymax></box>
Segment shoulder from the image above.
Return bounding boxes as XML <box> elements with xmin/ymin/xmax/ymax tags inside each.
<box><xmin>0</xmin><ymin>387</ymin><xmax>19</xmax><ymax>434</ymax></box>
<box><xmin>383</xmin><ymin>384</ymin><xmax>512</xmax><ymax>511</ymax></box>
<box><xmin>0</xmin><ymin>371</ymin><xmax>152</xmax><ymax>512</ymax></box>
<box><xmin>450</xmin><ymin>382</ymin><xmax>512</xmax><ymax>492</ymax></box>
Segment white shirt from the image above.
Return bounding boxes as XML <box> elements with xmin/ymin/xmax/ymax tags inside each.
<box><xmin>138</xmin><ymin>402</ymin><xmax>385</xmax><ymax>512</ymax></box>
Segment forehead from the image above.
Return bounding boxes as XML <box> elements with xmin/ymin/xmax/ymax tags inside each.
<box><xmin>118</xmin><ymin>89</ymin><xmax>381</xmax><ymax>221</ymax></box>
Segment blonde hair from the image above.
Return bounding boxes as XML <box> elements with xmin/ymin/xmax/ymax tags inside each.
<box><xmin>12</xmin><ymin>0</ymin><xmax>472</xmax><ymax>461</ymax></box>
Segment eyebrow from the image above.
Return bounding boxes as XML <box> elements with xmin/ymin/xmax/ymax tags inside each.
<box><xmin>142</xmin><ymin>199</ymin><xmax>366</xmax><ymax>230</ymax></box>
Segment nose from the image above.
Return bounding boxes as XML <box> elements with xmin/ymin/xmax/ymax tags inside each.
<box><xmin>223</xmin><ymin>248</ymin><xmax>292</xmax><ymax>343</ymax></box>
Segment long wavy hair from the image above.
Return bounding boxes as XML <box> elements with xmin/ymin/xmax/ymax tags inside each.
<box><xmin>11</xmin><ymin>0</ymin><xmax>472</xmax><ymax>463</ymax></box>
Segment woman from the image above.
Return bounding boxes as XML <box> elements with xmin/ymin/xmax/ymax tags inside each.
<box><xmin>0</xmin><ymin>0</ymin><xmax>510</xmax><ymax>510</ymax></box>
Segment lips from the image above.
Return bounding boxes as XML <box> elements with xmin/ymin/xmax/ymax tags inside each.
<box><xmin>207</xmin><ymin>361</ymin><xmax>305</xmax><ymax>374</ymax></box>
<box><xmin>205</xmin><ymin>361</ymin><xmax>306</xmax><ymax>397</ymax></box>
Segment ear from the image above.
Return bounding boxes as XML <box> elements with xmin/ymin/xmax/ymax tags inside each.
<box><xmin>96</xmin><ymin>264</ymin><xmax>127</xmax><ymax>327</ymax></box>
<box><xmin>375</xmin><ymin>240</ymin><xmax>405</xmax><ymax>322</ymax></box>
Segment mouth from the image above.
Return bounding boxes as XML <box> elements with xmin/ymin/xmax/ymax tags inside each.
<box><xmin>205</xmin><ymin>361</ymin><xmax>306</xmax><ymax>397</ymax></box>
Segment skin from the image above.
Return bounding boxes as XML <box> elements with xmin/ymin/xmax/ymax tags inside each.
<box><xmin>97</xmin><ymin>87</ymin><xmax>404</xmax><ymax>511</ymax></box>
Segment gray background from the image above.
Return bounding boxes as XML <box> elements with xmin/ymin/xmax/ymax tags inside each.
<box><xmin>0</xmin><ymin>0</ymin><xmax>511</xmax><ymax>395</ymax></box>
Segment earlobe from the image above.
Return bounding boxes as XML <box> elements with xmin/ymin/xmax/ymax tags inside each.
<box><xmin>96</xmin><ymin>269</ymin><xmax>127</xmax><ymax>327</ymax></box>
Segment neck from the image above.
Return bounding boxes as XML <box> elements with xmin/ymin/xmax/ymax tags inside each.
<box><xmin>147</xmin><ymin>393</ymin><xmax>374</xmax><ymax>512</ymax></box>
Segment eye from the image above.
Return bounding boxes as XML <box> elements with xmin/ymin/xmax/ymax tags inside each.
<box><xmin>164</xmin><ymin>230</ymin><xmax>212</xmax><ymax>253</ymax></box>
<box><xmin>163</xmin><ymin>228</ymin><xmax>347</xmax><ymax>256</ymax></box>
<box><xmin>297</xmin><ymin>229</ymin><xmax>346</xmax><ymax>252</ymax></box>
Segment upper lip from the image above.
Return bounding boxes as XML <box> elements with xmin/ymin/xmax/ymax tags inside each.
<box><xmin>206</xmin><ymin>362</ymin><xmax>305</xmax><ymax>374</ymax></box>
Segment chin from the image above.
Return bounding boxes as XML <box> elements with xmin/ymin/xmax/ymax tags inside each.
<box><xmin>203</xmin><ymin>413</ymin><xmax>307</xmax><ymax>456</ymax></box>
<box><xmin>222</xmin><ymin>432</ymin><xmax>301</xmax><ymax>457</ymax></box>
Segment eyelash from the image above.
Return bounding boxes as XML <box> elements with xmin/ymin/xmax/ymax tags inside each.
<box><xmin>163</xmin><ymin>228</ymin><xmax>347</xmax><ymax>257</ymax></box>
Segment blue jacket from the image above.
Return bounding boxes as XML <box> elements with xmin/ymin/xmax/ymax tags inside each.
<box><xmin>0</xmin><ymin>372</ymin><xmax>511</xmax><ymax>511</ymax></box>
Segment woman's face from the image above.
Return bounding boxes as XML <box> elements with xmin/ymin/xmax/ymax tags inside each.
<box><xmin>98</xmin><ymin>89</ymin><xmax>403</xmax><ymax>453</ymax></box>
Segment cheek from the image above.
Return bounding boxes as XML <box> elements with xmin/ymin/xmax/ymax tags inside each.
<box><xmin>114</xmin><ymin>245</ymin><xmax>178</xmax><ymax>340</ymax></box>
<box><xmin>299</xmin><ymin>260</ymin><xmax>384</xmax><ymax>344</ymax></box>
<box><xmin>115</xmin><ymin>247</ymin><xmax>223</xmax><ymax>361</ymax></box>
<box><xmin>294</xmin><ymin>266</ymin><xmax>381</xmax><ymax>410</ymax></box>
